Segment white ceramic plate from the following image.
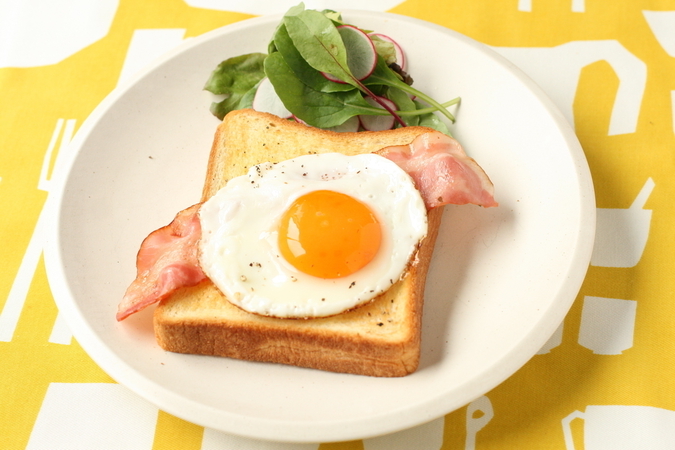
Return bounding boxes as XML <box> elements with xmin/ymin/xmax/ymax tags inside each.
<box><xmin>45</xmin><ymin>11</ymin><xmax>595</xmax><ymax>443</ymax></box>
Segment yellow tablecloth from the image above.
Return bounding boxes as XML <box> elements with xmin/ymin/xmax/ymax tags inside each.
<box><xmin>2</xmin><ymin>0</ymin><xmax>674</xmax><ymax>448</ymax></box>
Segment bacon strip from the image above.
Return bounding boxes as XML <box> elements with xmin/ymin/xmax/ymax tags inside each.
<box><xmin>117</xmin><ymin>132</ymin><xmax>496</xmax><ymax>320</ymax></box>
<box><xmin>116</xmin><ymin>203</ymin><xmax>206</xmax><ymax>321</ymax></box>
<box><xmin>379</xmin><ymin>131</ymin><xmax>498</xmax><ymax>209</ymax></box>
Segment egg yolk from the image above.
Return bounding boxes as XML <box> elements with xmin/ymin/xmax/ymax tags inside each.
<box><xmin>278</xmin><ymin>190</ymin><xmax>382</xmax><ymax>279</ymax></box>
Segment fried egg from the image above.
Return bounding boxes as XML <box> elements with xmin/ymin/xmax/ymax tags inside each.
<box><xmin>198</xmin><ymin>152</ymin><xmax>428</xmax><ymax>318</ymax></box>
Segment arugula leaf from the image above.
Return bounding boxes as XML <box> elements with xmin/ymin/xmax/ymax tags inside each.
<box><xmin>210</xmin><ymin>83</ymin><xmax>258</xmax><ymax>119</ymax></box>
<box><xmin>204</xmin><ymin>52</ymin><xmax>266</xmax><ymax>94</ymax></box>
<box><xmin>264</xmin><ymin>52</ymin><xmax>374</xmax><ymax>128</ymax></box>
<box><xmin>385</xmin><ymin>86</ymin><xmax>419</xmax><ymax>126</ymax></box>
<box><xmin>365</xmin><ymin>56</ymin><xmax>456</xmax><ymax>123</ymax></box>
<box><xmin>415</xmin><ymin>100</ymin><xmax>451</xmax><ymax>135</ymax></box>
<box><xmin>204</xmin><ymin>53</ymin><xmax>267</xmax><ymax>120</ymax></box>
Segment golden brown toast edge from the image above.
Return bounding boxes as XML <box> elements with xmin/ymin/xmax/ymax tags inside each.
<box><xmin>201</xmin><ymin>109</ymin><xmax>437</xmax><ymax>200</ymax></box>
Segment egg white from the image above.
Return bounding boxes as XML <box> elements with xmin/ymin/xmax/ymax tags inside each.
<box><xmin>198</xmin><ymin>152</ymin><xmax>428</xmax><ymax>318</ymax></box>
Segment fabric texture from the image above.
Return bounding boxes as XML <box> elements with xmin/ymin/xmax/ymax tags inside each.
<box><xmin>1</xmin><ymin>0</ymin><xmax>673</xmax><ymax>448</ymax></box>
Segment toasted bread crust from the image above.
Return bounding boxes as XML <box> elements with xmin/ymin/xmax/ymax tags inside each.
<box><xmin>202</xmin><ymin>109</ymin><xmax>437</xmax><ymax>201</ymax></box>
<box><xmin>155</xmin><ymin>109</ymin><xmax>443</xmax><ymax>377</ymax></box>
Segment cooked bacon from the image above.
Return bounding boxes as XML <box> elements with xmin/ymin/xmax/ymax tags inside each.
<box><xmin>116</xmin><ymin>203</ymin><xmax>206</xmax><ymax>321</ymax></box>
<box><xmin>379</xmin><ymin>131</ymin><xmax>498</xmax><ymax>209</ymax></box>
<box><xmin>117</xmin><ymin>131</ymin><xmax>497</xmax><ymax>320</ymax></box>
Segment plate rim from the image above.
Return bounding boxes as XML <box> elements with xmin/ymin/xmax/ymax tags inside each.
<box><xmin>44</xmin><ymin>10</ymin><xmax>596</xmax><ymax>443</ymax></box>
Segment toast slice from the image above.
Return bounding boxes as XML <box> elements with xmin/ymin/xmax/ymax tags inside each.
<box><xmin>154</xmin><ymin>109</ymin><xmax>444</xmax><ymax>377</ymax></box>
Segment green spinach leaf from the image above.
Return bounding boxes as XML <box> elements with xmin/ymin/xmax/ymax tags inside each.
<box><xmin>365</xmin><ymin>56</ymin><xmax>456</xmax><ymax>123</ymax></box>
<box><xmin>283</xmin><ymin>8</ymin><xmax>355</xmax><ymax>86</ymax></box>
<box><xmin>273</xmin><ymin>22</ymin><xmax>354</xmax><ymax>94</ymax></box>
<box><xmin>204</xmin><ymin>53</ymin><xmax>267</xmax><ymax>120</ymax></box>
<box><xmin>385</xmin><ymin>86</ymin><xmax>419</xmax><ymax>126</ymax></box>
<box><xmin>415</xmin><ymin>100</ymin><xmax>452</xmax><ymax>134</ymax></box>
<box><xmin>264</xmin><ymin>52</ymin><xmax>375</xmax><ymax>128</ymax></box>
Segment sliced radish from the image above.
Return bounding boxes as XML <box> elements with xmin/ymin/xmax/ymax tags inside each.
<box><xmin>325</xmin><ymin>115</ymin><xmax>360</xmax><ymax>132</ymax></box>
<box><xmin>252</xmin><ymin>77</ymin><xmax>292</xmax><ymax>119</ymax></box>
<box><xmin>359</xmin><ymin>96</ymin><xmax>396</xmax><ymax>131</ymax></box>
<box><xmin>321</xmin><ymin>72</ymin><xmax>344</xmax><ymax>83</ymax></box>
<box><xmin>322</xmin><ymin>25</ymin><xmax>377</xmax><ymax>83</ymax></box>
<box><xmin>370</xmin><ymin>33</ymin><xmax>406</xmax><ymax>71</ymax></box>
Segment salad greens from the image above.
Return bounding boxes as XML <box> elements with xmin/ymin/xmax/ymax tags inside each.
<box><xmin>204</xmin><ymin>53</ymin><xmax>266</xmax><ymax>120</ymax></box>
<box><xmin>204</xmin><ymin>3</ymin><xmax>458</xmax><ymax>134</ymax></box>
